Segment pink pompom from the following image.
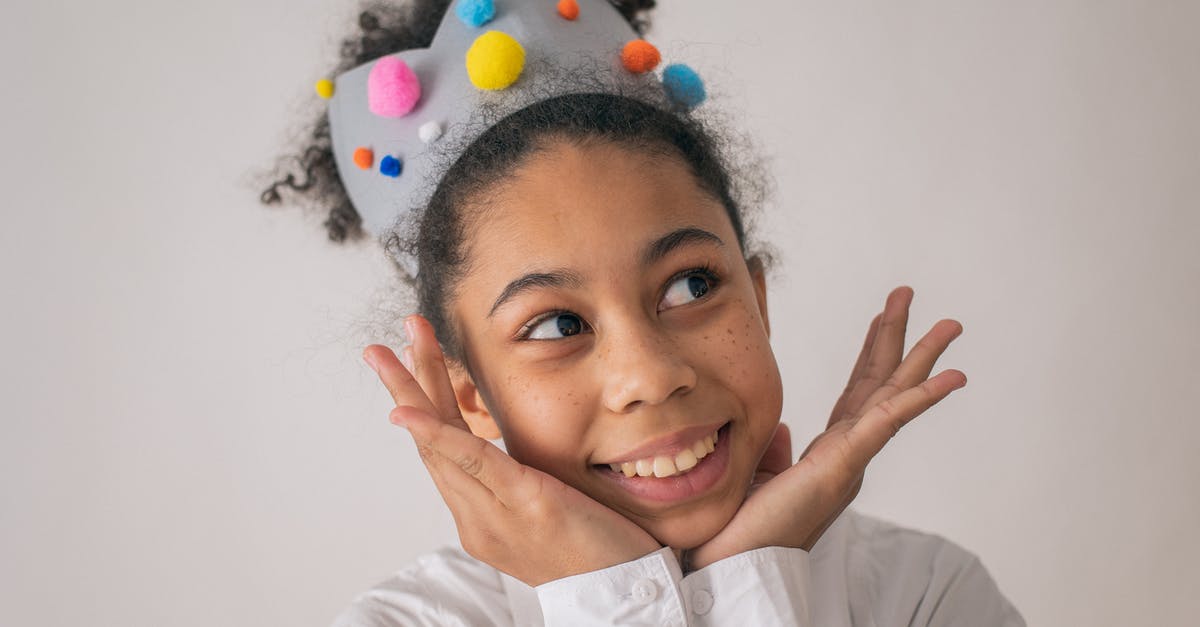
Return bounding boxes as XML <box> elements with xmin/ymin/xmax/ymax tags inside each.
<box><xmin>368</xmin><ymin>57</ymin><xmax>421</xmax><ymax>118</ymax></box>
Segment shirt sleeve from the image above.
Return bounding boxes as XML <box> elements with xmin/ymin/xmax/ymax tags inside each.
<box><xmin>535</xmin><ymin>547</ymin><xmax>689</xmax><ymax>626</ymax></box>
<box><xmin>535</xmin><ymin>546</ymin><xmax>814</xmax><ymax>627</ymax></box>
<box><xmin>682</xmin><ymin>546</ymin><xmax>813</xmax><ymax>627</ymax></box>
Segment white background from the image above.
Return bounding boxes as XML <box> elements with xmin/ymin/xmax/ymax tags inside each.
<box><xmin>2</xmin><ymin>0</ymin><xmax>1197</xmax><ymax>625</ymax></box>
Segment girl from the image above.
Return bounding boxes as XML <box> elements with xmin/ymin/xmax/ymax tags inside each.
<box><xmin>264</xmin><ymin>1</ymin><xmax>1023</xmax><ymax>624</ymax></box>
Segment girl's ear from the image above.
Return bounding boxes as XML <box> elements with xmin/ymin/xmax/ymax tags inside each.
<box><xmin>448</xmin><ymin>363</ymin><xmax>502</xmax><ymax>440</ymax></box>
<box><xmin>747</xmin><ymin>256</ymin><xmax>770</xmax><ymax>337</ymax></box>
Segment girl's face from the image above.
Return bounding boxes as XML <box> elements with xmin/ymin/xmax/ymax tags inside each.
<box><xmin>448</xmin><ymin>139</ymin><xmax>783</xmax><ymax>549</ymax></box>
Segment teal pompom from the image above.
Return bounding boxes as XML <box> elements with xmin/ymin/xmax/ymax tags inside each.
<box><xmin>662</xmin><ymin>64</ymin><xmax>706</xmax><ymax>110</ymax></box>
<box><xmin>455</xmin><ymin>0</ymin><xmax>495</xmax><ymax>28</ymax></box>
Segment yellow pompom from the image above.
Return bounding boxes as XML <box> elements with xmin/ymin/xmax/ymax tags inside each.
<box><xmin>465</xmin><ymin>31</ymin><xmax>525</xmax><ymax>90</ymax></box>
<box><xmin>315</xmin><ymin>78</ymin><xmax>335</xmax><ymax>99</ymax></box>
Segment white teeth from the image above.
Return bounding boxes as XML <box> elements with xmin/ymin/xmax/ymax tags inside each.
<box><xmin>712</xmin><ymin>430</ymin><xmax>718</xmax><ymax>444</ymax></box>
<box><xmin>608</xmin><ymin>428</ymin><xmax>722</xmax><ymax>479</ymax></box>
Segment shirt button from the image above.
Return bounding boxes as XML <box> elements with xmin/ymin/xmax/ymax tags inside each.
<box><xmin>691</xmin><ymin>589</ymin><xmax>713</xmax><ymax>615</ymax></box>
<box><xmin>631</xmin><ymin>578</ymin><xmax>658</xmax><ymax>604</ymax></box>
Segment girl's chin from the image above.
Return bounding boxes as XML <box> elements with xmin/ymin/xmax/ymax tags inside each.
<box><xmin>636</xmin><ymin>501</ymin><xmax>741</xmax><ymax>550</ymax></box>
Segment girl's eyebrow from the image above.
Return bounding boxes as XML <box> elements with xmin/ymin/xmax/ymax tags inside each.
<box><xmin>642</xmin><ymin>226</ymin><xmax>725</xmax><ymax>266</ymax></box>
<box><xmin>488</xmin><ymin>270</ymin><xmax>583</xmax><ymax>318</ymax></box>
<box><xmin>486</xmin><ymin>227</ymin><xmax>723</xmax><ymax>318</ymax></box>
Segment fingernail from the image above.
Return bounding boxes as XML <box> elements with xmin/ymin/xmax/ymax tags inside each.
<box><xmin>404</xmin><ymin>316</ymin><xmax>417</xmax><ymax>343</ymax></box>
<box><xmin>362</xmin><ymin>351</ymin><xmax>379</xmax><ymax>373</ymax></box>
<box><xmin>401</xmin><ymin>346</ymin><xmax>414</xmax><ymax>372</ymax></box>
<box><xmin>388</xmin><ymin>407</ymin><xmax>409</xmax><ymax>429</ymax></box>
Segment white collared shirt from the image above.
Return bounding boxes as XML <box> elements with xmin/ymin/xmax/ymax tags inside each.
<box><xmin>332</xmin><ymin>509</ymin><xmax>1024</xmax><ymax>626</ymax></box>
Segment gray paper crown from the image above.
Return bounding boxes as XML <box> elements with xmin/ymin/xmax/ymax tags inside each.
<box><xmin>326</xmin><ymin>0</ymin><xmax>683</xmax><ymax>237</ymax></box>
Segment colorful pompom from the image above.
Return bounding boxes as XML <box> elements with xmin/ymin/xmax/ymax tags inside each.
<box><xmin>368</xmin><ymin>57</ymin><xmax>422</xmax><ymax>118</ymax></box>
<box><xmin>465</xmin><ymin>31</ymin><xmax>526</xmax><ymax>90</ymax></box>
<box><xmin>418</xmin><ymin>121</ymin><xmax>444</xmax><ymax>144</ymax></box>
<box><xmin>557</xmin><ymin>0</ymin><xmax>579</xmax><ymax>20</ymax></box>
<box><xmin>662</xmin><ymin>64</ymin><xmax>706</xmax><ymax>109</ymax></box>
<box><xmin>314</xmin><ymin>78</ymin><xmax>335</xmax><ymax>99</ymax></box>
<box><xmin>621</xmin><ymin>40</ymin><xmax>661</xmax><ymax>74</ymax></box>
<box><xmin>379</xmin><ymin>155</ymin><xmax>403</xmax><ymax>178</ymax></box>
<box><xmin>352</xmin><ymin>147</ymin><xmax>374</xmax><ymax>170</ymax></box>
<box><xmin>455</xmin><ymin>0</ymin><xmax>495</xmax><ymax>28</ymax></box>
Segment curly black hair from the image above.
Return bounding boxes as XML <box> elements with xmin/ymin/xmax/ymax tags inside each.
<box><xmin>262</xmin><ymin>0</ymin><xmax>770</xmax><ymax>361</ymax></box>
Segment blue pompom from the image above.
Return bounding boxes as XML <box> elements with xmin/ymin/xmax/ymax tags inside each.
<box><xmin>380</xmin><ymin>155</ymin><xmax>403</xmax><ymax>178</ymax></box>
<box><xmin>662</xmin><ymin>64</ymin><xmax>706</xmax><ymax>110</ymax></box>
<box><xmin>455</xmin><ymin>0</ymin><xmax>495</xmax><ymax>28</ymax></box>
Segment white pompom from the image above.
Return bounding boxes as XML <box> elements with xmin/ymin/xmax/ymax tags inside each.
<box><xmin>419</xmin><ymin>121</ymin><xmax>444</xmax><ymax>144</ymax></box>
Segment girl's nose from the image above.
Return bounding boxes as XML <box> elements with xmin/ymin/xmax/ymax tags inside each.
<box><xmin>600</xmin><ymin>323</ymin><xmax>697</xmax><ymax>414</ymax></box>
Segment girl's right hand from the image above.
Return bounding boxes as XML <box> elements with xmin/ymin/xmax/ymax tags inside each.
<box><xmin>362</xmin><ymin>316</ymin><xmax>661</xmax><ymax>587</ymax></box>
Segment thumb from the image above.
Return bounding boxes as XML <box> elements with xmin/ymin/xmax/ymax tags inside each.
<box><xmin>753</xmin><ymin>422</ymin><xmax>793</xmax><ymax>486</ymax></box>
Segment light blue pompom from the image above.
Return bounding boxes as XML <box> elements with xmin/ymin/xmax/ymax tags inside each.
<box><xmin>455</xmin><ymin>0</ymin><xmax>496</xmax><ymax>28</ymax></box>
<box><xmin>662</xmin><ymin>64</ymin><xmax>706</xmax><ymax>110</ymax></box>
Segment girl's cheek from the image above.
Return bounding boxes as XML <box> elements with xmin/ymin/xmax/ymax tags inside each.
<box><xmin>721</xmin><ymin>304</ymin><xmax>784</xmax><ymax>435</ymax></box>
<box><xmin>493</xmin><ymin>375</ymin><xmax>591</xmax><ymax>467</ymax></box>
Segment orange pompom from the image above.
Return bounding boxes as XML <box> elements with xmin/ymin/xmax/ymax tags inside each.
<box><xmin>621</xmin><ymin>39</ymin><xmax>661</xmax><ymax>74</ymax></box>
<box><xmin>352</xmin><ymin>147</ymin><xmax>374</xmax><ymax>170</ymax></box>
<box><xmin>557</xmin><ymin>0</ymin><xmax>579</xmax><ymax>20</ymax></box>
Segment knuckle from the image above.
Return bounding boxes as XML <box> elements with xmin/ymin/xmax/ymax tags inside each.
<box><xmin>918</xmin><ymin>379</ymin><xmax>939</xmax><ymax>397</ymax></box>
<box><xmin>522</xmin><ymin>485</ymin><xmax>557</xmax><ymax>519</ymax></box>
<box><xmin>875</xmin><ymin>399</ymin><xmax>904</xmax><ymax>437</ymax></box>
<box><xmin>413</xmin><ymin>347</ymin><xmax>446</xmax><ymax>376</ymax></box>
<box><xmin>878</xmin><ymin>376</ymin><xmax>903</xmax><ymax>396</ymax></box>
<box><xmin>415</xmin><ymin>443</ymin><xmax>437</xmax><ymax>463</ymax></box>
<box><xmin>452</xmin><ymin>437</ymin><xmax>491</xmax><ymax>478</ymax></box>
<box><xmin>455</xmin><ymin>451</ymin><xmax>485</xmax><ymax>477</ymax></box>
<box><xmin>858</xmin><ymin>374</ymin><xmax>884</xmax><ymax>390</ymax></box>
<box><xmin>912</xmin><ymin>336</ymin><xmax>937</xmax><ymax>354</ymax></box>
<box><xmin>522</xmin><ymin>497</ymin><xmax>552</xmax><ymax>521</ymax></box>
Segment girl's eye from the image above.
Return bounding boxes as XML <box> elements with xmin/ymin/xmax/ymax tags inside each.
<box><xmin>524</xmin><ymin>312</ymin><xmax>588</xmax><ymax>340</ymax></box>
<box><xmin>660</xmin><ymin>272</ymin><xmax>714</xmax><ymax>310</ymax></box>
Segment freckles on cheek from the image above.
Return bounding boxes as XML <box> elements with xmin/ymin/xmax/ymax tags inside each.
<box><xmin>718</xmin><ymin>308</ymin><xmax>779</xmax><ymax>394</ymax></box>
<box><xmin>493</xmin><ymin>375</ymin><xmax>587</xmax><ymax>464</ymax></box>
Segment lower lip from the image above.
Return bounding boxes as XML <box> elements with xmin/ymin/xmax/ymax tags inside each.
<box><xmin>595</xmin><ymin>424</ymin><xmax>731</xmax><ymax>503</ymax></box>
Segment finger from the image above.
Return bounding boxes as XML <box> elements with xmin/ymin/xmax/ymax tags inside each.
<box><xmin>393</xmin><ymin>404</ymin><xmax>534</xmax><ymax>510</ymax></box>
<box><xmin>834</xmin><ymin>287</ymin><xmax>913</xmax><ymax>424</ymax></box>
<box><xmin>860</xmin><ymin>319</ymin><xmax>963</xmax><ymax>413</ymax></box>
<box><xmin>844</xmin><ymin>369</ymin><xmax>967</xmax><ymax>468</ymax></box>
<box><xmin>863</xmin><ymin>286</ymin><xmax>912</xmax><ymax>384</ymax></box>
<box><xmin>405</xmin><ymin>315</ymin><xmax>469</xmax><ymax>430</ymax></box>
<box><xmin>363</xmin><ymin>344</ymin><xmax>441</xmax><ymax>419</ymax></box>
<box><xmin>828</xmin><ymin>313</ymin><xmax>882</xmax><ymax>428</ymax></box>
<box><xmin>390</xmin><ymin>405</ymin><xmax>495</xmax><ymax>509</ymax></box>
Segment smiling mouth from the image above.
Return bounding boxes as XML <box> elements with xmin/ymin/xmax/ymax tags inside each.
<box><xmin>593</xmin><ymin>423</ymin><xmax>732</xmax><ymax>503</ymax></box>
<box><xmin>603</xmin><ymin>426</ymin><xmax>720</xmax><ymax>479</ymax></box>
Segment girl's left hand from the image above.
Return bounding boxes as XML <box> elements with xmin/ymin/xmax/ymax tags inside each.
<box><xmin>687</xmin><ymin>287</ymin><xmax>966</xmax><ymax>570</ymax></box>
